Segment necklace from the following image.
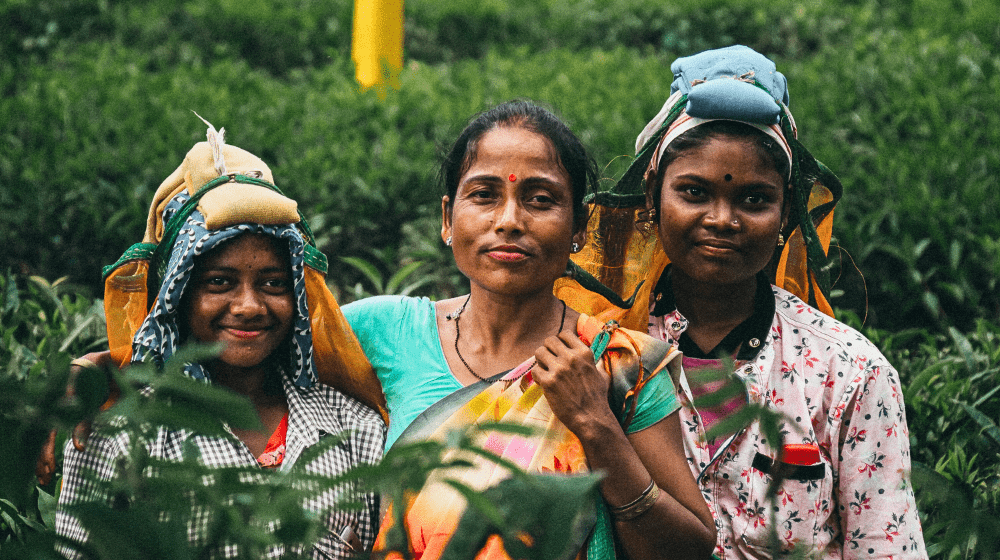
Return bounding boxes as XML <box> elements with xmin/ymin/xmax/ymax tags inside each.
<box><xmin>449</xmin><ymin>295</ymin><xmax>567</xmax><ymax>381</ymax></box>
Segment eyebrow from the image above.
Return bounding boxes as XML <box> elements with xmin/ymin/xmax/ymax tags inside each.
<box><xmin>672</xmin><ymin>173</ymin><xmax>782</xmax><ymax>190</ymax></box>
<box><xmin>460</xmin><ymin>173</ymin><xmax>565</xmax><ymax>187</ymax></box>
<box><xmin>198</xmin><ymin>265</ymin><xmax>290</xmax><ymax>274</ymax></box>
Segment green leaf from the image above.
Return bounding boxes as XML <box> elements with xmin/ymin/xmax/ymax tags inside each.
<box><xmin>960</xmin><ymin>403</ymin><xmax>1000</xmax><ymax>450</ymax></box>
<box><xmin>58</xmin><ymin>314</ymin><xmax>97</xmax><ymax>353</ymax></box>
<box><xmin>385</xmin><ymin>261</ymin><xmax>424</xmax><ymax>294</ymax></box>
<box><xmin>947</xmin><ymin>327</ymin><xmax>977</xmax><ymax>371</ymax></box>
<box><xmin>339</xmin><ymin>256</ymin><xmax>384</xmax><ymax>293</ymax></box>
<box><xmin>442</xmin><ymin>479</ymin><xmax>507</xmax><ymax>528</ymax></box>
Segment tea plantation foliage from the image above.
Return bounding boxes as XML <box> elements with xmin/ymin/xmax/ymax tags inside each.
<box><xmin>2</xmin><ymin>0</ymin><xmax>998</xmax><ymax>558</ymax></box>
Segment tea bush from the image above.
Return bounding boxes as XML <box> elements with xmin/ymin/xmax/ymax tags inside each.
<box><xmin>2</xmin><ymin>0</ymin><xmax>998</xmax><ymax>330</ymax></box>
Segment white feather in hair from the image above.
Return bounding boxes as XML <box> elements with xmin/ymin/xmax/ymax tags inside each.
<box><xmin>192</xmin><ymin>111</ymin><xmax>227</xmax><ymax>176</ymax></box>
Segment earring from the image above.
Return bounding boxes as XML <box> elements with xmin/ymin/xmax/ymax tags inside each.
<box><xmin>445</xmin><ymin>236</ymin><xmax>452</xmax><ymax>246</ymax></box>
<box><xmin>571</xmin><ymin>242</ymin><xmax>580</xmax><ymax>253</ymax></box>
<box><xmin>776</xmin><ymin>233</ymin><xmax>785</xmax><ymax>248</ymax></box>
<box><xmin>635</xmin><ymin>208</ymin><xmax>657</xmax><ymax>234</ymax></box>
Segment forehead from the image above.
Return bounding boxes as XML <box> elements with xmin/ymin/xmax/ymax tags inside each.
<box><xmin>198</xmin><ymin>234</ymin><xmax>288</xmax><ymax>268</ymax></box>
<box><xmin>667</xmin><ymin>136</ymin><xmax>783</xmax><ymax>183</ymax></box>
<box><xmin>461</xmin><ymin>126</ymin><xmax>568</xmax><ymax>180</ymax></box>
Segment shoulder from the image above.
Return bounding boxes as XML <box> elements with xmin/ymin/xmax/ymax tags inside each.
<box><xmin>770</xmin><ymin>286</ymin><xmax>888</xmax><ymax>364</ymax></box>
<box><xmin>291</xmin><ymin>382</ymin><xmax>385</xmax><ymax>440</ymax></box>
<box><xmin>290</xmin><ymin>382</ymin><xmax>385</xmax><ymax>463</ymax></box>
<box><xmin>341</xmin><ymin>295</ymin><xmax>434</xmax><ymax>340</ymax></box>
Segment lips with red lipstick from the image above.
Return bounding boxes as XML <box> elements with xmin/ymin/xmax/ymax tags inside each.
<box><xmin>486</xmin><ymin>244</ymin><xmax>531</xmax><ymax>262</ymax></box>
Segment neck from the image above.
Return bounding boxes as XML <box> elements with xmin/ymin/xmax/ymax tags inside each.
<box><xmin>670</xmin><ymin>270</ymin><xmax>757</xmax><ymax>331</ymax></box>
<box><xmin>441</xmin><ymin>284</ymin><xmax>575</xmax><ymax>383</ymax></box>
<box><xmin>465</xmin><ymin>286</ymin><xmax>568</xmax><ymax>345</ymax></box>
<box><xmin>209</xmin><ymin>360</ymin><xmax>285</xmax><ymax>406</ymax></box>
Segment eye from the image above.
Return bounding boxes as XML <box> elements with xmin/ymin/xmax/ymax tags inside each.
<box><xmin>680</xmin><ymin>185</ymin><xmax>707</xmax><ymax>199</ymax></box>
<box><xmin>527</xmin><ymin>192</ymin><xmax>556</xmax><ymax>206</ymax></box>
<box><xmin>465</xmin><ymin>187</ymin><xmax>497</xmax><ymax>203</ymax></box>
<box><xmin>741</xmin><ymin>191</ymin><xmax>778</xmax><ymax>208</ymax></box>
<box><xmin>200</xmin><ymin>274</ymin><xmax>232</xmax><ymax>289</ymax></box>
<box><xmin>261</xmin><ymin>276</ymin><xmax>292</xmax><ymax>294</ymax></box>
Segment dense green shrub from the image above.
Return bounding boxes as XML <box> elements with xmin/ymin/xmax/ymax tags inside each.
<box><xmin>859</xmin><ymin>318</ymin><xmax>1000</xmax><ymax>558</ymax></box>
<box><xmin>2</xmin><ymin>0</ymin><xmax>998</xmax><ymax>326</ymax></box>
<box><xmin>788</xmin><ymin>31</ymin><xmax>1000</xmax><ymax>329</ymax></box>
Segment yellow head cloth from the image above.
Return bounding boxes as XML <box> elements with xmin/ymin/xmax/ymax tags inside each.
<box><xmin>106</xmin><ymin>135</ymin><xmax>387</xmax><ymax>421</ymax></box>
<box><xmin>142</xmin><ymin>141</ymin><xmax>298</xmax><ymax>243</ymax></box>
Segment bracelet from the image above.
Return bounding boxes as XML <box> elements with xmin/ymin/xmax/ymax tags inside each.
<box><xmin>610</xmin><ymin>479</ymin><xmax>660</xmax><ymax>521</ymax></box>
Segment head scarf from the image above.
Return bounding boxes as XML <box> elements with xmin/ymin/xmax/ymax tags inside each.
<box><xmin>102</xmin><ymin>119</ymin><xmax>388</xmax><ymax>418</ymax></box>
<box><xmin>556</xmin><ymin>45</ymin><xmax>843</xmax><ymax>328</ymax></box>
<box><xmin>131</xmin><ymin>193</ymin><xmax>317</xmax><ymax>387</ymax></box>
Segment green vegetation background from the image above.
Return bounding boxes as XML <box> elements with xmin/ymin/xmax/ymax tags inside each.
<box><xmin>1</xmin><ymin>0</ymin><xmax>998</xmax><ymax>558</ymax></box>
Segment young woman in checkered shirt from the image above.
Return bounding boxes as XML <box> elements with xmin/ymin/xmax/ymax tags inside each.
<box><xmin>55</xmin><ymin>132</ymin><xmax>385</xmax><ymax>559</ymax></box>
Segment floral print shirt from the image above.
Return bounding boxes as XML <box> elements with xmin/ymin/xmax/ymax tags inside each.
<box><xmin>649</xmin><ymin>285</ymin><xmax>927</xmax><ymax>559</ymax></box>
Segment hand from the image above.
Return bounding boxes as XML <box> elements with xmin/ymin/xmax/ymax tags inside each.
<box><xmin>533</xmin><ymin>332</ymin><xmax>616</xmax><ymax>437</ymax></box>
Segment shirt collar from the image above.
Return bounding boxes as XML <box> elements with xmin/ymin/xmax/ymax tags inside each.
<box><xmin>651</xmin><ymin>266</ymin><xmax>775</xmax><ymax>360</ymax></box>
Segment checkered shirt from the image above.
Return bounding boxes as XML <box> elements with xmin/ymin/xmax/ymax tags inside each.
<box><xmin>56</xmin><ymin>377</ymin><xmax>385</xmax><ymax>559</ymax></box>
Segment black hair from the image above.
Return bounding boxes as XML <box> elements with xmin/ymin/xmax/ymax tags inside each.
<box><xmin>440</xmin><ymin>99</ymin><xmax>598</xmax><ymax>225</ymax></box>
<box><xmin>647</xmin><ymin>120</ymin><xmax>791</xmax><ymax>217</ymax></box>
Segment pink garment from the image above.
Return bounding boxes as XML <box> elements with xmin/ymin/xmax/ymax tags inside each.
<box><xmin>649</xmin><ymin>285</ymin><xmax>927</xmax><ymax>559</ymax></box>
<box><xmin>683</xmin><ymin>356</ymin><xmax>748</xmax><ymax>457</ymax></box>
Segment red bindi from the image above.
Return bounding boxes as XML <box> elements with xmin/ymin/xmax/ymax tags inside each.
<box><xmin>508</xmin><ymin>173</ymin><xmax>517</xmax><ymax>182</ymax></box>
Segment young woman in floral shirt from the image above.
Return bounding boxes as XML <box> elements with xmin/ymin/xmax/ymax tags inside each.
<box><xmin>638</xmin><ymin>45</ymin><xmax>926</xmax><ymax>560</ymax></box>
<box><xmin>560</xmin><ymin>45</ymin><xmax>927</xmax><ymax>559</ymax></box>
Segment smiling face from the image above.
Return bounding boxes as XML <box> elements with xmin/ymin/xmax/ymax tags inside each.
<box><xmin>183</xmin><ymin>234</ymin><xmax>295</xmax><ymax>372</ymax></box>
<box><xmin>654</xmin><ymin>135</ymin><xmax>787</xmax><ymax>290</ymax></box>
<box><xmin>442</xmin><ymin>125</ymin><xmax>586</xmax><ymax>298</ymax></box>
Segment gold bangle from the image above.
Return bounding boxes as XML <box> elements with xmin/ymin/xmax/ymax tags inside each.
<box><xmin>610</xmin><ymin>479</ymin><xmax>660</xmax><ymax>521</ymax></box>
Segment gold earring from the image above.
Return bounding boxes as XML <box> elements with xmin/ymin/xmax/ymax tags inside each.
<box><xmin>777</xmin><ymin>233</ymin><xmax>785</xmax><ymax>248</ymax></box>
<box><xmin>635</xmin><ymin>208</ymin><xmax>657</xmax><ymax>234</ymax></box>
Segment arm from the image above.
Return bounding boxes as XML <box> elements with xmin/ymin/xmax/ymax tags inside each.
<box><xmin>36</xmin><ymin>350</ymin><xmax>117</xmax><ymax>485</ymax></box>
<box><xmin>534</xmin><ymin>332</ymin><xmax>716</xmax><ymax>560</ymax></box>
<box><xmin>836</xmin><ymin>359</ymin><xmax>927</xmax><ymax>559</ymax></box>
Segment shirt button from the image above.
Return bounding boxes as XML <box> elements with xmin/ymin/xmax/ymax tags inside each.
<box><xmin>749</xmin><ymin>338</ymin><xmax>760</xmax><ymax>348</ymax></box>
<box><xmin>671</xmin><ymin>321</ymin><xmax>683</xmax><ymax>331</ymax></box>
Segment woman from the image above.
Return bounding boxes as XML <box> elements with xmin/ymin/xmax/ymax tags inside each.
<box><xmin>55</xmin><ymin>127</ymin><xmax>386</xmax><ymax>559</ymax></box>
<box><xmin>559</xmin><ymin>46</ymin><xmax>927</xmax><ymax>558</ymax></box>
<box><xmin>344</xmin><ymin>100</ymin><xmax>716</xmax><ymax>559</ymax></box>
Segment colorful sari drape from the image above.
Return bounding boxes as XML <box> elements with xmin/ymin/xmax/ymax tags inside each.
<box><xmin>374</xmin><ymin>314</ymin><xmax>681</xmax><ymax>560</ymax></box>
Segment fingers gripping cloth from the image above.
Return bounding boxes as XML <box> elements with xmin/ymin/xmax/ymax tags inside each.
<box><xmin>102</xmin><ymin>117</ymin><xmax>387</xmax><ymax>420</ymax></box>
<box><xmin>556</xmin><ymin>45</ymin><xmax>842</xmax><ymax>329</ymax></box>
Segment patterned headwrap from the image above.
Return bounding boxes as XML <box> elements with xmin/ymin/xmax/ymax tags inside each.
<box><xmin>556</xmin><ymin>45</ymin><xmax>843</xmax><ymax>328</ymax></box>
<box><xmin>103</xmin><ymin>118</ymin><xmax>387</xmax><ymax>418</ymax></box>
<box><xmin>131</xmin><ymin>193</ymin><xmax>317</xmax><ymax>387</ymax></box>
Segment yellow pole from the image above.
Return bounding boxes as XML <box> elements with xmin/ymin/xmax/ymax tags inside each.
<box><xmin>352</xmin><ymin>0</ymin><xmax>404</xmax><ymax>94</ymax></box>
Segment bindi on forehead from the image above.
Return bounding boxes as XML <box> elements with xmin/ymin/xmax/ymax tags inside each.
<box><xmin>724</xmin><ymin>173</ymin><xmax>733</xmax><ymax>182</ymax></box>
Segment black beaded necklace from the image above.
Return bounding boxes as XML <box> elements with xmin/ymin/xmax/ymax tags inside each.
<box><xmin>448</xmin><ymin>295</ymin><xmax>567</xmax><ymax>381</ymax></box>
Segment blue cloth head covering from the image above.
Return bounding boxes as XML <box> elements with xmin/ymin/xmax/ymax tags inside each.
<box><xmin>669</xmin><ymin>44</ymin><xmax>789</xmax><ymax>124</ymax></box>
<box><xmin>131</xmin><ymin>191</ymin><xmax>317</xmax><ymax>388</ymax></box>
